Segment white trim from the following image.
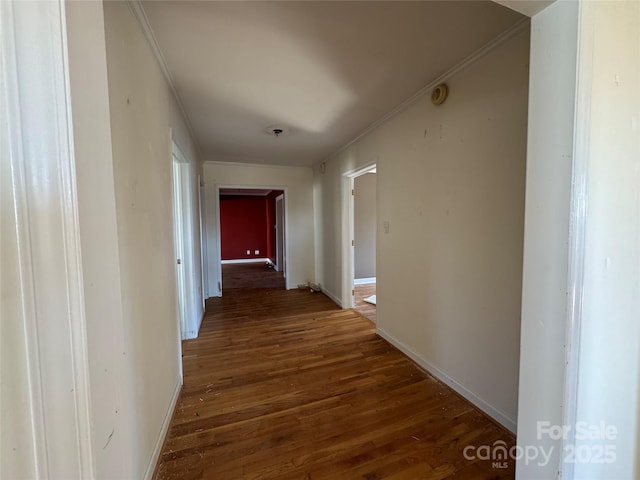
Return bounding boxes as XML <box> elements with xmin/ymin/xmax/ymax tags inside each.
<box><xmin>2</xmin><ymin>0</ymin><xmax>95</xmax><ymax>475</ymax></box>
<box><xmin>377</xmin><ymin>327</ymin><xmax>517</xmax><ymax>434</ymax></box>
<box><xmin>214</xmin><ymin>184</ymin><xmax>290</xmax><ymax>291</ymax></box>
<box><xmin>342</xmin><ymin>162</ymin><xmax>378</xmax><ymax>308</ymax></box>
<box><xmin>171</xmin><ymin>137</ymin><xmax>204</xmax><ymax>340</ymax></box>
<box><xmin>274</xmin><ymin>193</ymin><xmax>285</xmax><ymax>275</ymax></box>
<box><xmin>1</xmin><ymin>3</ymin><xmax>48</xmax><ymax>475</ymax></box>
<box><xmin>60</xmin><ymin>6</ymin><xmax>96</xmax><ymax>472</ymax></box>
<box><xmin>126</xmin><ymin>0</ymin><xmax>202</xmax><ymax>157</ymax></box>
<box><xmin>214</xmin><ymin>187</ymin><xmax>223</xmax><ymax>294</ymax></box>
<box><xmin>354</xmin><ymin>277</ymin><xmax>376</xmax><ymax>285</ymax></box>
<box><xmin>322</xmin><ymin>18</ymin><xmax>530</xmax><ymax>166</ymax></box>
<box><xmin>221</xmin><ymin>258</ymin><xmax>271</xmax><ymax>264</ymax></box>
<box><xmin>197</xmin><ymin>175</ymin><xmax>207</xmax><ymax>310</ymax></box>
<box><xmin>204</xmin><ymin>159</ymin><xmax>311</xmax><ymax>171</ymax></box>
<box><xmin>199</xmin><ymin>181</ymin><xmax>210</xmax><ymax>300</ymax></box>
<box><xmin>171</xmin><ymin>138</ymin><xmax>189</xmax><ymax>165</ymax></box>
<box><xmin>171</xmin><ymin>150</ymin><xmax>187</xmax><ymax>340</ymax></box>
<box><xmin>203</xmin><ymin>184</ymin><xmax>221</xmax><ymax>297</ymax></box>
<box><xmin>560</xmin><ymin>2</ymin><xmax>592</xmax><ymax>477</ymax></box>
<box><xmin>143</xmin><ymin>379</ymin><xmax>182</xmax><ymax>480</ymax></box>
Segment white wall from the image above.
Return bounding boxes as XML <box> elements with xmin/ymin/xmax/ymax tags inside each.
<box><xmin>354</xmin><ymin>173</ymin><xmax>377</xmax><ymax>279</ymax></box>
<box><xmin>102</xmin><ymin>2</ymin><xmax>203</xmax><ymax>477</ymax></box>
<box><xmin>314</xmin><ymin>28</ymin><xmax>529</xmax><ymax>430</ymax></box>
<box><xmin>66</xmin><ymin>2</ymin><xmax>136</xmax><ymax>477</ymax></box>
<box><xmin>203</xmin><ymin>162</ymin><xmax>315</xmax><ymax>293</ymax></box>
<box><xmin>515</xmin><ymin>1</ymin><xmax>579</xmax><ymax>477</ymax></box>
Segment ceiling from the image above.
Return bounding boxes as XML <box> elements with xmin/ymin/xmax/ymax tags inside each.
<box><xmin>141</xmin><ymin>1</ymin><xmax>524</xmax><ymax>167</ymax></box>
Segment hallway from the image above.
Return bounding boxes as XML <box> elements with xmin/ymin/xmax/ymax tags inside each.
<box><xmin>155</xmin><ymin>289</ymin><xmax>514</xmax><ymax>479</ymax></box>
<box><xmin>222</xmin><ymin>262</ymin><xmax>286</xmax><ymax>290</ymax></box>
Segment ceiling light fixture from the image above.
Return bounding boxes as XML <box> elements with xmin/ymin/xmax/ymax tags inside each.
<box><xmin>431</xmin><ymin>83</ymin><xmax>449</xmax><ymax>105</ymax></box>
<box><xmin>264</xmin><ymin>125</ymin><xmax>290</xmax><ymax>138</ymax></box>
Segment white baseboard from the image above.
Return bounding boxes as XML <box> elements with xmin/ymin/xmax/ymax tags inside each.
<box><xmin>354</xmin><ymin>277</ymin><xmax>376</xmax><ymax>285</ymax></box>
<box><xmin>221</xmin><ymin>258</ymin><xmax>270</xmax><ymax>264</ymax></box>
<box><xmin>143</xmin><ymin>378</ymin><xmax>182</xmax><ymax>480</ymax></box>
<box><xmin>376</xmin><ymin>327</ymin><xmax>517</xmax><ymax>434</ymax></box>
<box><xmin>321</xmin><ymin>288</ymin><xmax>343</xmax><ymax>308</ymax></box>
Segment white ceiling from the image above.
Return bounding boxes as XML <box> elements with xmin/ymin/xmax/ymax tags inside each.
<box><xmin>141</xmin><ymin>1</ymin><xmax>524</xmax><ymax>167</ymax></box>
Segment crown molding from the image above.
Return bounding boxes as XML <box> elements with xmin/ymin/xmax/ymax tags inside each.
<box><xmin>126</xmin><ymin>0</ymin><xmax>203</xmax><ymax>159</ymax></box>
<box><xmin>204</xmin><ymin>159</ymin><xmax>312</xmax><ymax>171</ymax></box>
<box><xmin>322</xmin><ymin>17</ymin><xmax>531</xmax><ymax>165</ymax></box>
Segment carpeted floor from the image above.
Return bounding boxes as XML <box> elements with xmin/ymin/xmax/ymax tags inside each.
<box><xmin>222</xmin><ymin>262</ymin><xmax>286</xmax><ymax>290</ymax></box>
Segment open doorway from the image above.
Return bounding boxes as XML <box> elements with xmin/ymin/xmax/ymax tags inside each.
<box><xmin>218</xmin><ymin>188</ymin><xmax>286</xmax><ymax>290</ymax></box>
<box><xmin>343</xmin><ymin>164</ymin><xmax>377</xmax><ymax>322</ymax></box>
<box><xmin>353</xmin><ymin>169</ymin><xmax>377</xmax><ymax>322</ymax></box>
<box><xmin>172</xmin><ymin>142</ymin><xmax>198</xmax><ymax>340</ymax></box>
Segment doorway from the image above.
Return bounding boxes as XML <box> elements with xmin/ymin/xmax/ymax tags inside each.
<box><xmin>172</xmin><ymin>142</ymin><xmax>197</xmax><ymax>339</ymax></box>
<box><xmin>343</xmin><ymin>164</ymin><xmax>377</xmax><ymax>321</ymax></box>
<box><xmin>216</xmin><ymin>187</ymin><xmax>286</xmax><ymax>291</ymax></box>
<box><xmin>353</xmin><ymin>168</ymin><xmax>377</xmax><ymax>322</ymax></box>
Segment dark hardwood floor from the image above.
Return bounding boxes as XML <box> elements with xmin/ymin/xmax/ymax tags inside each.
<box><xmin>222</xmin><ymin>262</ymin><xmax>285</xmax><ymax>290</ymax></box>
<box><xmin>155</xmin><ymin>288</ymin><xmax>515</xmax><ymax>479</ymax></box>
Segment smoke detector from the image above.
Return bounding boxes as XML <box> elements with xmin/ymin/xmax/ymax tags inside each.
<box><xmin>264</xmin><ymin>125</ymin><xmax>290</xmax><ymax>137</ymax></box>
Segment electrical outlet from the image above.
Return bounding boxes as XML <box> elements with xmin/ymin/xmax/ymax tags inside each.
<box><xmin>255</xmin><ymin>250</ymin><xmax>259</xmax><ymax>255</ymax></box>
<box><xmin>246</xmin><ymin>249</ymin><xmax>250</xmax><ymax>255</ymax></box>
<box><xmin>384</xmin><ymin>221</ymin><xmax>390</xmax><ymax>234</ymax></box>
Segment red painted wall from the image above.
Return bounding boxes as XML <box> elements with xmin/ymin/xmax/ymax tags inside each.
<box><xmin>220</xmin><ymin>196</ymin><xmax>269</xmax><ymax>260</ymax></box>
<box><xmin>219</xmin><ymin>192</ymin><xmax>284</xmax><ymax>261</ymax></box>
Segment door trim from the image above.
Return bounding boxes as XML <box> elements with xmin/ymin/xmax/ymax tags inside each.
<box><xmin>342</xmin><ymin>162</ymin><xmax>377</xmax><ymax>309</ymax></box>
<box><xmin>1</xmin><ymin>0</ymin><xmax>94</xmax><ymax>475</ymax></box>
<box><xmin>213</xmin><ymin>184</ymin><xmax>290</xmax><ymax>292</ymax></box>
<box><xmin>275</xmin><ymin>193</ymin><xmax>285</xmax><ymax>274</ymax></box>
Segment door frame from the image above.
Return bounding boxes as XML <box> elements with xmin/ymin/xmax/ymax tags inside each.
<box><xmin>197</xmin><ymin>175</ymin><xmax>207</xmax><ymax>310</ymax></box>
<box><xmin>1</xmin><ymin>0</ymin><xmax>95</xmax><ymax>475</ymax></box>
<box><xmin>342</xmin><ymin>162</ymin><xmax>377</xmax><ymax>308</ymax></box>
<box><xmin>171</xmin><ymin>140</ymin><xmax>197</xmax><ymax>340</ymax></box>
<box><xmin>274</xmin><ymin>193</ymin><xmax>285</xmax><ymax>274</ymax></box>
<box><xmin>213</xmin><ymin>184</ymin><xmax>290</xmax><ymax>293</ymax></box>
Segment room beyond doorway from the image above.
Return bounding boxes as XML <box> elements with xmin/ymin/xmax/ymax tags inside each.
<box><xmin>218</xmin><ymin>187</ymin><xmax>286</xmax><ymax>293</ymax></box>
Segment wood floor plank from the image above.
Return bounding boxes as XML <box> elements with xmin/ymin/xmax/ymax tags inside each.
<box><xmin>155</xmin><ymin>288</ymin><xmax>514</xmax><ymax>479</ymax></box>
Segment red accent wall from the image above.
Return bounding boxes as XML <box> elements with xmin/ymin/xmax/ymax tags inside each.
<box><xmin>219</xmin><ymin>192</ymin><xmax>284</xmax><ymax>261</ymax></box>
<box><xmin>220</xmin><ymin>196</ymin><xmax>268</xmax><ymax>260</ymax></box>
